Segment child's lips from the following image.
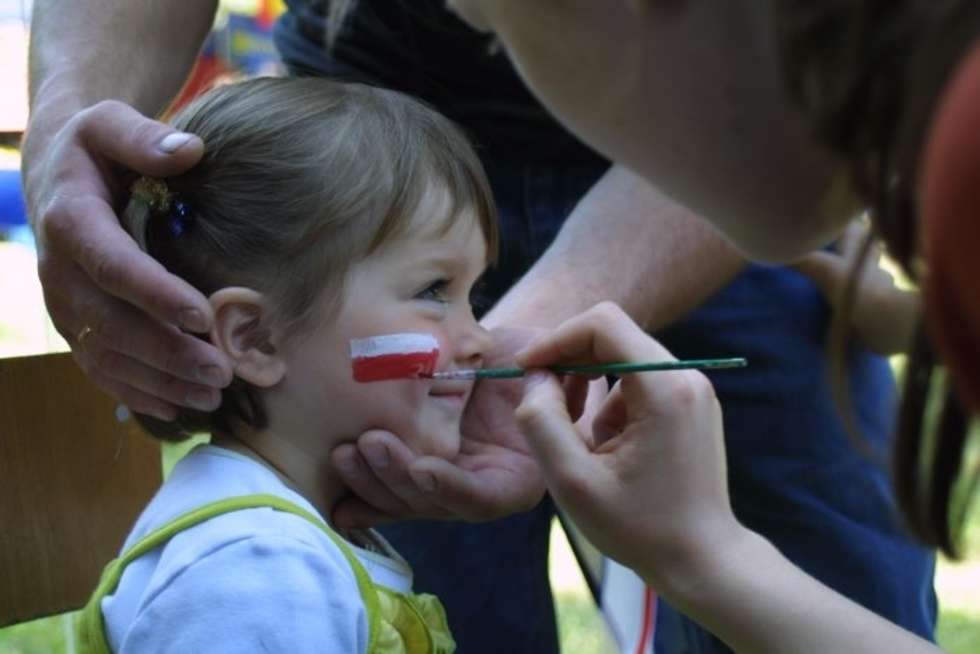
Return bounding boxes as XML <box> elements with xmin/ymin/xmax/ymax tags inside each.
<box><xmin>429</xmin><ymin>385</ymin><xmax>469</xmax><ymax>397</ymax></box>
<box><xmin>428</xmin><ymin>380</ymin><xmax>471</xmax><ymax>401</ymax></box>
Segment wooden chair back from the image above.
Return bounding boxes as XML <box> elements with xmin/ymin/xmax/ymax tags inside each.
<box><xmin>0</xmin><ymin>352</ymin><xmax>161</xmax><ymax>627</ymax></box>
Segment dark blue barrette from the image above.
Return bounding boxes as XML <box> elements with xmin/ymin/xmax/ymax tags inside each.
<box><xmin>169</xmin><ymin>198</ymin><xmax>193</xmax><ymax>238</ymax></box>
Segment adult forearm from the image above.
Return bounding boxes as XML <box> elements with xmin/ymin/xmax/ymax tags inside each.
<box><xmin>655</xmin><ymin>527</ymin><xmax>939</xmax><ymax>653</ymax></box>
<box><xmin>29</xmin><ymin>0</ymin><xmax>216</xmax><ymax>114</ymax></box>
<box><xmin>24</xmin><ymin>0</ymin><xmax>217</xmax><ymax>212</ymax></box>
<box><xmin>484</xmin><ymin>165</ymin><xmax>745</xmax><ymax>331</ymax></box>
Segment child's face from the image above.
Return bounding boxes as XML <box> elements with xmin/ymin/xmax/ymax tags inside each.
<box><xmin>274</xmin><ymin>189</ymin><xmax>490</xmax><ymax>460</ymax></box>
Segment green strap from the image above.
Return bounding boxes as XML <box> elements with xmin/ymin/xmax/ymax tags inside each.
<box><xmin>77</xmin><ymin>494</ymin><xmax>380</xmax><ymax>653</ymax></box>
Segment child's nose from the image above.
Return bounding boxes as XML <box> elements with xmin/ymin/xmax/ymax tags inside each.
<box><xmin>454</xmin><ymin>320</ymin><xmax>491</xmax><ymax>368</ymax></box>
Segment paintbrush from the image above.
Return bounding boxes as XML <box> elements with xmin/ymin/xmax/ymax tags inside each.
<box><xmin>349</xmin><ymin>333</ymin><xmax>746</xmax><ymax>382</ymax></box>
<box><xmin>426</xmin><ymin>357</ymin><xmax>747</xmax><ymax>380</ymax></box>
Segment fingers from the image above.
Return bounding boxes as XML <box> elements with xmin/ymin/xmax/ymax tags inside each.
<box><xmin>515</xmin><ymin>371</ymin><xmax>593</xmax><ymax>493</ymax></box>
<box><xmin>331</xmin><ymin>437</ymin><xmax>413</xmax><ymax>519</ymax></box>
<box><xmin>44</xmin><ymin>262</ymin><xmax>232</xmax><ymax>406</ymax></box>
<box><xmin>332</xmin><ymin>431</ymin><xmax>457</xmax><ymax>526</ymax></box>
<box><xmin>76</xmin><ymin>100</ymin><xmax>204</xmax><ymax>177</ymax></box>
<box><xmin>41</xmin><ymin>193</ymin><xmax>215</xmax><ymax>334</ymax></box>
<box><xmin>37</xmin><ymin>99</ymin><xmax>211</xmax><ymax>334</ymax></box>
<box><xmin>30</xmin><ymin>99</ymin><xmax>231</xmax><ymax>415</ymax></box>
<box><xmin>75</xmin><ymin>340</ymin><xmax>220</xmax><ymax>410</ymax></box>
<box><xmin>406</xmin><ymin>453</ymin><xmax>545</xmax><ymax>521</ymax></box>
<box><xmin>73</xmin><ymin>353</ymin><xmax>180</xmax><ymax>422</ymax></box>
<box><xmin>517</xmin><ymin>302</ymin><xmax>674</xmax><ymax>370</ymax></box>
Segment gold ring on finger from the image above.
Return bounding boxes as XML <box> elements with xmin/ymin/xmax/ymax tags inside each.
<box><xmin>77</xmin><ymin>325</ymin><xmax>94</xmax><ymax>344</ymax></box>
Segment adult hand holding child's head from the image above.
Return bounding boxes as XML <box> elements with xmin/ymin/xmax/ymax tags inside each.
<box><xmin>22</xmin><ymin>100</ymin><xmax>233</xmax><ymax>420</ymax></box>
<box><xmin>331</xmin><ymin>325</ymin><xmax>607</xmax><ymax>528</ymax></box>
<box><xmin>513</xmin><ymin>302</ymin><xmax>739</xmax><ymax>588</ymax></box>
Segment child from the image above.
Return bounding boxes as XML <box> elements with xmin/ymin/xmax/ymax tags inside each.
<box><xmin>75</xmin><ymin>76</ymin><xmax>498</xmax><ymax>653</ymax></box>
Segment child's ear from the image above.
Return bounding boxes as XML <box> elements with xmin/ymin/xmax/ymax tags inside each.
<box><xmin>209</xmin><ymin>288</ymin><xmax>286</xmax><ymax>388</ymax></box>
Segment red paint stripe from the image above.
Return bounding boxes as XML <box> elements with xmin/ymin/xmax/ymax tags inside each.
<box><xmin>634</xmin><ymin>586</ymin><xmax>655</xmax><ymax>654</ymax></box>
<box><xmin>352</xmin><ymin>350</ymin><xmax>438</xmax><ymax>382</ymax></box>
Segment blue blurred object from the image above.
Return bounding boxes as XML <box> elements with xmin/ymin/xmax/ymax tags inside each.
<box><xmin>0</xmin><ymin>167</ymin><xmax>27</xmax><ymax>229</ymax></box>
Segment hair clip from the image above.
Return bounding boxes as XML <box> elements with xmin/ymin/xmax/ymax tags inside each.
<box><xmin>169</xmin><ymin>198</ymin><xmax>193</xmax><ymax>238</ymax></box>
<box><xmin>131</xmin><ymin>177</ymin><xmax>172</xmax><ymax>214</ymax></box>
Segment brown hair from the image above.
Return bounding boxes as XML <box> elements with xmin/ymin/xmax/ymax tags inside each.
<box><xmin>774</xmin><ymin>0</ymin><xmax>980</xmax><ymax>556</ymax></box>
<box><xmin>124</xmin><ymin>76</ymin><xmax>498</xmax><ymax>442</ymax></box>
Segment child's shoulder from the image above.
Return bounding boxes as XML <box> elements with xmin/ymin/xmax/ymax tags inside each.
<box><xmin>135</xmin><ymin>444</ymin><xmax>355</xmax><ymax>584</ymax></box>
<box><xmin>108</xmin><ymin>524</ymin><xmax>369</xmax><ymax>652</ymax></box>
<box><xmin>102</xmin><ymin>445</ymin><xmax>369</xmax><ymax>652</ymax></box>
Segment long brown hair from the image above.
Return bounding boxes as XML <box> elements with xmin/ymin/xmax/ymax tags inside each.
<box><xmin>774</xmin><ymin>0</ymin><xmax>980</xmax><ymax>556</ymax></box>
<box><xmin>123</xmin><ymin>77</ymin><xmax>497</xmax><ymax>442</ymax></box>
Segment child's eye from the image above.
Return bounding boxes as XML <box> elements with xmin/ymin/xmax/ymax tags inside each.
<box><xmin>416</xmin><ymin>279</ymin><xmax>451</xmax><ymax>303</ymax></box>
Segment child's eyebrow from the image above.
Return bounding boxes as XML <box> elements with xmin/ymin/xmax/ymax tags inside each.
<box><xmin>410</xmin><ymin>253</ymin><xmax>475</xmax><ymax>272</ymax></box>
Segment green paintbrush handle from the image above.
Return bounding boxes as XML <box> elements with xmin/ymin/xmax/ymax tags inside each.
<box><xmin>431</xmin><ymin>357</ymin><xmax>747</xmax><ymax>380</ymax></box>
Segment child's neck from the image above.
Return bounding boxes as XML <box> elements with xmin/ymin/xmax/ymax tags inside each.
<box><xmin>210</xmin><ymin>428</ymin><xmax>345</xmax><ymax>523</ymax></box>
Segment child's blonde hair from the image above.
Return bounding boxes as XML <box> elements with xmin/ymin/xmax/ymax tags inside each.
<box><xmin>124</xmin><ymin>76</ymin><xmax>498</xmax><ymax>441</ymax></box>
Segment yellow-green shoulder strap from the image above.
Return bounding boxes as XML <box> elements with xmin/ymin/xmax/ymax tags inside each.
<box><xmin>76</xmin><ymin>494</ymin><xmax>380</xmax><ymax>654</ymax></box>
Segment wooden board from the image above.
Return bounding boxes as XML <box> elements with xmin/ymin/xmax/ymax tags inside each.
<box><xmin>0</xmin><ymin>352</ymin><xmax>161</xmax><ymax>627</ymax></box>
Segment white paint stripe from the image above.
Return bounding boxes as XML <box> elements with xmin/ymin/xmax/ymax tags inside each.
<box><xmin>349</xmin><ymin>332</ymin><xmax>439</xmax><ymax>358</ymax></box>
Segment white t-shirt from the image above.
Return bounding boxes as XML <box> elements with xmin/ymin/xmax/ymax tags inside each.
<box><xmin>102</xmin><ymin>445</ymin><xmax>412</xmax><ymax>653</ymax></box>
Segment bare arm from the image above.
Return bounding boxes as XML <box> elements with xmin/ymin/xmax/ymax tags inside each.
<box><xmin>660</xmin><ymin>528</ymin><xmax>939</xmax><ymax>654</ymax></box>
<box><xmin>24</xmin><ymin>0</ymin><xmax>218</xmax><ymax>205</ymax></box>
<box><xmin>515</xmin><ymin>303</ymin><xmax>938</xmax><ymax>654</ymax></box>
<box><xmin>22</xmin><ymin>0</ymin><xmax>232</xmax><ymax>420</ymax></box>
<box><xmin>484</xmin><ymin>164</ymin><xmax>746</xmax><ymax>332</ymax></box>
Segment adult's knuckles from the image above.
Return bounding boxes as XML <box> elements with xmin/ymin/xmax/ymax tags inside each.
<box><xmin>514</xmin><ymin>393</ymin><xmax>559</xmax><ymax>433</ymax></box>
<box><xmin>37</xmin><ymin>194</ymin><xmax>88</xmax><ymax>245</ymax></box>
<box><xmin>79</xmin><ymin>99</ymin><xmax>131</xmax><ymax>131</ymax></box>
<box><xmin>589</xmin><ymin>301</ymin><xmax>627</xmax><ymax>324</ymax></box>
<box><xmin>660</xmin><ymin>372</ymin><xmax>717</xmax><ymax>410</ymax></box>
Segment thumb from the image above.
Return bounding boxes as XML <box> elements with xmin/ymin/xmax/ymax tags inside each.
<box><xmin>76</xmin><ymin>100</ymin><xmax>205</xmax><ymax>177</ymax></box>
<box><xmin>516</xmin><ymin>371</ymin><xmax>591</xmax><ymax>483</ymax></box>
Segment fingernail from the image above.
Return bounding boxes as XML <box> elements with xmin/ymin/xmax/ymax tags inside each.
<box><xmin>417</xmin><ymin>472</ymin><xmax>437</xmax><ymax>493</ymax></box>
<box><xmin>364</xmin><ymin>444</ymin><xmax>390</xmax><ymax>469</ymax></box>
<box><xmin>186</xmin><ymin>388</ymin><xmax>219</xmax><ymax>411</ymax></box>
<box><xmin>159</xmin><ymin>132</ymin><xmax>194</xmax><ymax>154</ymax></box>
<box><xmin>179</xmin><ymin>308</ymin><xmax>208</xmax><ymax>333</ymax></box>
<box><xmin>197</xmin><ymin>364</ymin><xmax>227</xmax><ymax>387</ymax></box>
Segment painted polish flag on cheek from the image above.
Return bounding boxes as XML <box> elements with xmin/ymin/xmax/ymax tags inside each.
<box><xmin>350</xmin><ymin>333</ymin><xmax>440</xmax><ymax>382</ymax></box>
